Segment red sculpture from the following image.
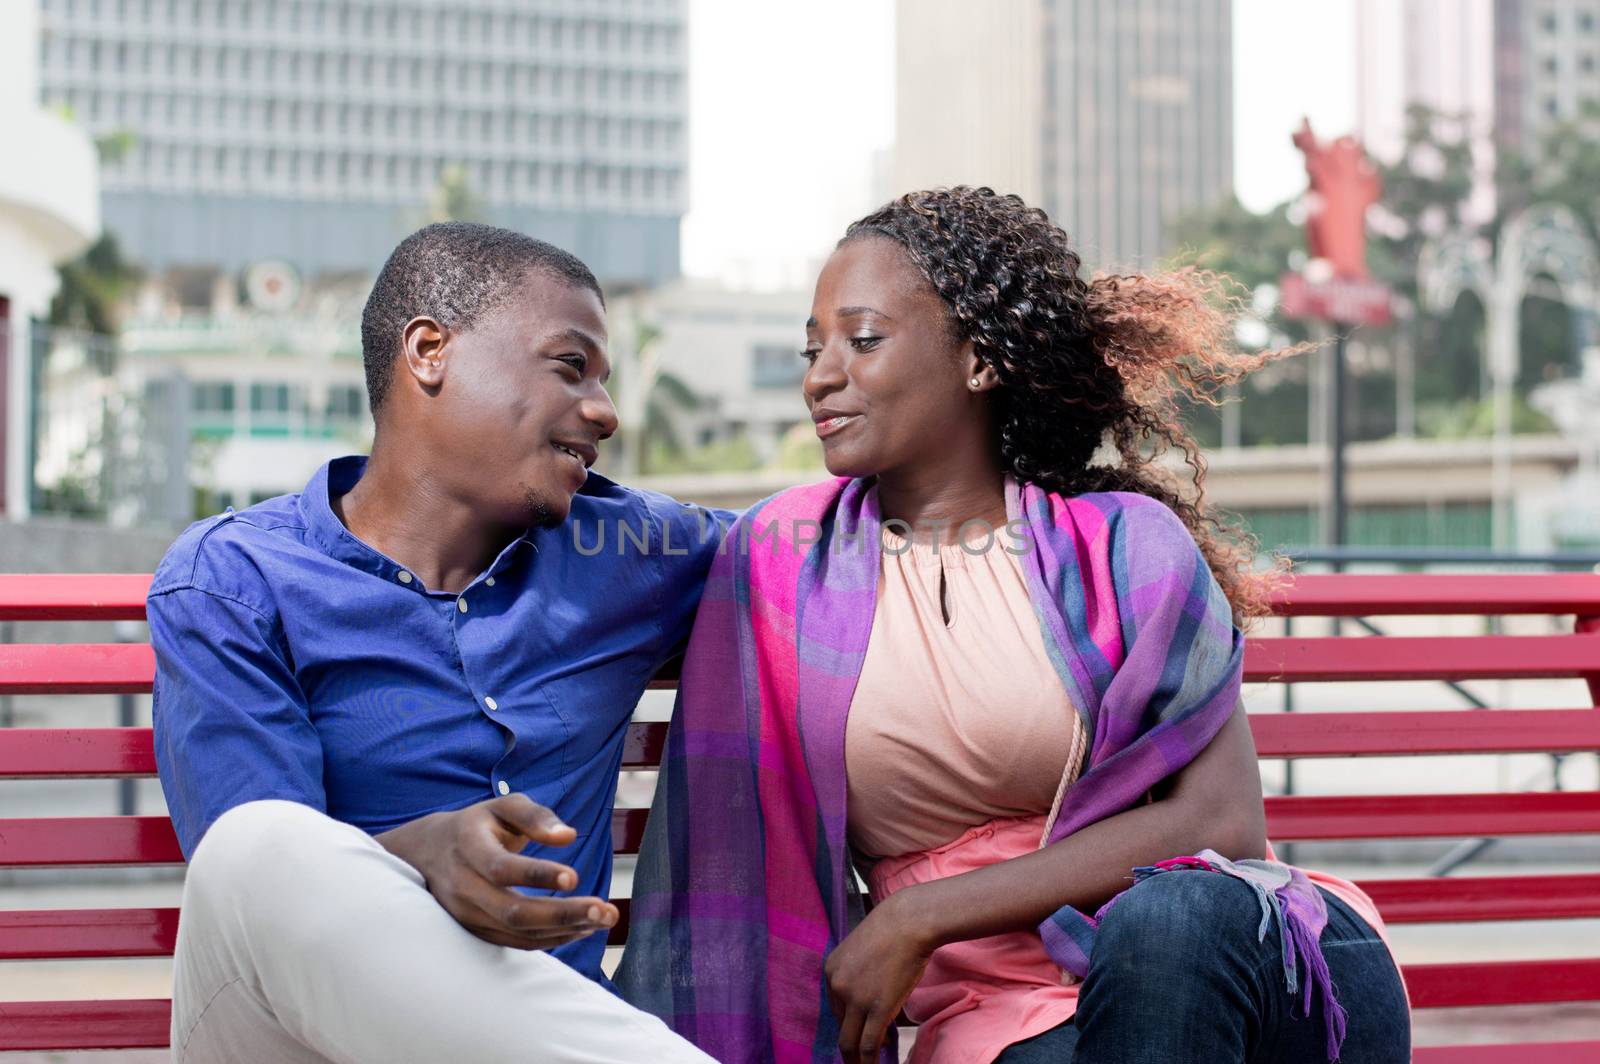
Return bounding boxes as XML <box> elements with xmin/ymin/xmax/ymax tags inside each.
<box><xmin>1292</xmin><ymin>118</ymin><xmax>1382</xmax><ymax>280</ymax></box>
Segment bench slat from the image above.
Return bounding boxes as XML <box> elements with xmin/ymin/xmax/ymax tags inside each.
<box><xmin>0</xmin><ymin>727</ymin><xmax>158</xmax><ymax>777</ymax></box>
<box><xmin>1414</xmin><ymin>1043</ymin><xmax>1600</xmax><ymax>1063</ymax></box>
<box><xmin>0</xmin><ymin>723</ymin><xmax>669</xmax><ymax>778</ymax></box>
<box><xmin>1264</xmin><ymin>791</ymin><xmax>1600</xmax><ymax>841</ymax></box>
<box><xmin>1248</xmin><ymin>709</ymin><xmax>1600</xmax><ymax>757</ymax></box>
<box><xmin>8</xmin><ymin>792</ymin><xmax>1595</xmax><ymax>866</ymax></box>
<box><xmin>1356</xmin><ymin>874</ymin><xmax>1600</xmax><ymax>923</ymax></box>
<box><xmin>6</xmin><ymin>573</ymin><xmax>1600</xmax><ymax>623</ymax></box>
<box><xmin>1269</xmin><ymin>573</ymin><xmax>1600</xmax><ymax>617</ymax></box>
<box><xmin>0</xmin><ymin>646</ymin><xmax>674</xmax><ymax>696</ymax></box>
<box><xmin>7</xmin><ymin>712</ymin><xmax>1598</xmax><ymax>781</ymax></box>
<box><xmin>2</xmin><ymin>712</ymin><xmax>1594</xmax><ymax>783</ymax></box>
<box><xmin>1245</xmin><ymin>635</ymin><xmax>1600</xmax><ymax>683</ymax></box>
<box><xmin>0</xmin><ymin>574</ymin><xmax>153</xmax><ymax>621</ymax></box>
<box><xmin>8</xmin><ymin>873</ymin><xmax>1596</xmax><ymax>961</ymax></box>
<box><xmin>0</xmin><ymin>816</ymin><xmax>184</xmax><ymax>866</ymax></box>
<box><xmin>7</xmin><ymin>633</ymin><xmax>1597</xmax><ymax>696</ymax></box>
<box><xmin>621</xmin><ymin>722</ymin><xmax>668</xmax><ymax>769</ymax></box>
<box><xmin>2</xmin><ymin>960</ymin><xmax>1595</xmax><ymax>1052</ymax></box>
<box><xmin>0</xmin><ymin>643</ymin><xmax>156</xmax><ymax>695</ymax></box>
<box><xmin>1404</xmin><ymin>957</ymin><xmax>1600</xmax><ymax>1008</ymax></box>
<box><xmin>0</xmin><ymin>998</ymin><xmax>171</xmax><ymax>1051</ymax></box>
<box><xmin>0</xmin><ymin>812</ymin><xmax>652</xmax><ymax>866</ymax></box>
<box><xmin>0</xmin><ymin>907</ymin><xmax>179</xmax><ymax>960</ymax></box>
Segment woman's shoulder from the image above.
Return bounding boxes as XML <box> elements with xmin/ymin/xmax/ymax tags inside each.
<box><xmin>742</xmin><ymin>477</ymin><xmax>856</xmax><ymax>530</ymax></box>
<box><xmin>1067</xmin><ymin>490</ymin><xmax>1199</xmax><ymax>556</ymax></box>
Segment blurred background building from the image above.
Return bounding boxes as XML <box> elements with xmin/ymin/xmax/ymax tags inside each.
<box><xmin>1495</xmin><ymin>0</ymin><xmax>1600</xmax><ymax>153</ymax></box>
<box><xmin>29</xmin><ymin>0</ymin><xmax>693</xmax><ymax>521</ymax></box>
<box><xmin>4</xmin><ymin>0</ymin><xmax>1600</xmax><ymax>554</ymax></box>
<box><xmin>36</xmin><ymin>0</ymin><xmax>688</xmax><ymax>283</ymax></box>
<box><xmin>0</xmin><ymin>0</ymin><xmax>99</xmax><ymax>520</ymax></box>
<box><xmin>895</xmin><ymin>0</ymin><xmax>1234</xmax><ymax>270</ymax></box>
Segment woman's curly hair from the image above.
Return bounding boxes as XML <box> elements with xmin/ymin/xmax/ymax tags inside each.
<box><xmin>844</xmin><ymin>186</ymin><xmax>1296</xmax><ymax>624</ymax></box>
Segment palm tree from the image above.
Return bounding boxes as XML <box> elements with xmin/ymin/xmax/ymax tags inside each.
<box><xmin>606</xmin><ymin>315</ymin><xmax>711</xmax><ymax>475</ymax></box>
<box><xmin>49</xmin><ymin>232</ymin><xmax>141</xmax><ymax>336</ymax></box>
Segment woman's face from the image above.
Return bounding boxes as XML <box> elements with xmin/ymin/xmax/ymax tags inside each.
<box><xmin>802</xmin><ymin>236</ymin><xmax>989</xmax><ymax>480</ymax></box>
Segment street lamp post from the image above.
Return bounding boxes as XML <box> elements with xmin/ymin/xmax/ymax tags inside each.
<box><xmin>1419</xmin><ymin>205</ymin><xmax>1600</xmax><ymax>550</ymax></box>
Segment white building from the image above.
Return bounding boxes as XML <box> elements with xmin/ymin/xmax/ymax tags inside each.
<box><xmin>627</xmin><ymin>279</ymin><xmax>813</xmax><ymax>467</ymax></box>
<box><xmin>0</xmin><ymin>0</ymin><xmax>99</xmax><ymax>520</ymax></box>
<box><xmin>1356</xmin><ymin>0</ymin><xmax>1499</xmax><ymax>224</ymax></box>
<box><xmin>35</xmin><ymin>277</ymin><xmax>369</xmax><ymax>524</ymax></box>
<box><xmin>36</xmin><ymin>0</ymin><xmax>688</xmax><ymax>284</ymax></box>
<box><xmin>1356</xmin><ymin>0</ymin><xmax>1600</xmax><ymax>224</ymax></box>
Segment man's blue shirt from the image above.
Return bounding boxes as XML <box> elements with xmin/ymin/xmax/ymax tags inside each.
<box><xmin>149</xmin><ymin>455</ymin><xmax>732</xmax><ymax>981</ymax></box>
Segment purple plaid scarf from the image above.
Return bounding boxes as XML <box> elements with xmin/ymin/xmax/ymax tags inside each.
<box><xmin>617</xmin><ymin>476</ymin><xmax>1344</xmax><ymax>1062</ymax></box>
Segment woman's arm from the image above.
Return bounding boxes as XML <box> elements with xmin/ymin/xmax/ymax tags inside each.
<box><xmin>824</xmin><ymin>701</ymin><xmax>1266</xmax><ymax>1063</ymax></box>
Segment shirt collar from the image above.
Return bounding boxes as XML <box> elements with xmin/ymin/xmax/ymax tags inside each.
<box><xmin>299</xmin><ymin>456</ymin><xmax>534</xmax><ymax>588</ymax></box>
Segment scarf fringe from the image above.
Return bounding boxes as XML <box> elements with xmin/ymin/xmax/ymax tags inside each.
<box><xmin>1130</xmin><ymin>854</ymin><xmax>1349</xmax><ymax>1062</ymax></box>
<box><xmin>1287</xmin><ymin>897</ymin><xmax>1349</xmax><ymax>1061</ymax></box>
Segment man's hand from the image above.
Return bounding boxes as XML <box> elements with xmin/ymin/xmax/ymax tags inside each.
<box><xmin>824</xmin><ymin>888</ymin><xmax>935</xmax><ymax>1064</ymax></box>
<box><xmin>377</xmin><ymin>794</ymin><xmax>618</xmax><ymax>951</ymax></box>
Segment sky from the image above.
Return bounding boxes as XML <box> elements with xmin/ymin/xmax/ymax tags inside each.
<box><xmin>682</xmin><ymin>0</ymin><xmax>1358</xmax><ymax>286</ymax></box>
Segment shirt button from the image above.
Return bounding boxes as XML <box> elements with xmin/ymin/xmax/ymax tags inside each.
<box><xmin>485</xmin><ymin>577</ymin><xmax>496</xmax><ymax>587</ymax></box>
<box><xmin>496</xmin><ymin>780</ymin><xmax>510</xmax><ymax>796</ymax></box>
<box><xmin>457</xmin><ymin>598</ymin><xmax>468</xmax><ymax>614</ymax></box>
<box><xmin>396</xmin><ymin>571</ymin><xmax>413</xmax><ymax>584</ymax></box>
<box><xmin>484</xmin><ymin>696</ymin><xmax>498</xmax><ymax>711</ymax></box>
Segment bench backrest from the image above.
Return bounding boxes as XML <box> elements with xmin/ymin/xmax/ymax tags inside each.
<box><xmin>3</xmin><ymin>572</ymin><xmax>1600</xmax><ymax>1054</ymax></box>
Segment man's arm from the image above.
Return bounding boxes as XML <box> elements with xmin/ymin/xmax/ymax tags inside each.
<box><xmin>651</xmin><ymin>501</ymin><xmax>740</xmax><ymax>660</ymax></box>
<box><xmin>149</xmin><ymin>585</ymin><xmax>326</xmax><ymax>856</ymax></box>
<box><xmin>149</xmin><ymin>585</ymin><xmax>617</xmax><ymax>949</ymax></box>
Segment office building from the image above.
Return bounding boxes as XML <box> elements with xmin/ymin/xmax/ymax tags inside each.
<box><xmin>1495</xmin><ymin>0</ymin><xmax>1600</xmax><ymax>154</ymax></box>
<box><xmin>894</xmin><ymin>0</ymin><xmax>1234</xmax><ymax>269</ymax></box>
<box><xmin>37</xmin><ymin>0</ymin><xmax>688</xmax><ymax>283</ymax></box>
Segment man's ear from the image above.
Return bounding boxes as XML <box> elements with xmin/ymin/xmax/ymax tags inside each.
<box><xmin>963</xmin><ymin>345</ymin><xmax>1000</xmax><ymax>393</ymax></box>
<box><xmin>400</xmin><ymin>316</ymin><xmax>448</xmax><ymax>393</ymax></box>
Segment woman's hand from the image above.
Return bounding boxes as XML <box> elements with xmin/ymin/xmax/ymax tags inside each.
<box><xmin>824</xmin><ymin>887</ymin><xmax>936</xmax><ymax>1064</ymax></box>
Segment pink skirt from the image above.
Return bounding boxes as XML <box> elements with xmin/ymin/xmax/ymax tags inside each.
<box><xmin>868</xmin><ymin>818</ymin><xmax>1399</xmax><ymax>1064</ymax></box>
<box><xmin>869</xmin><ymin>816</ymin><xmax>1081</xmax><ymax>1064</ymax></box>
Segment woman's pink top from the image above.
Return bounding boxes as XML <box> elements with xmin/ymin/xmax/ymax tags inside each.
<box><xmin>845</xmin><ymin>526</ymin><xmax>1087</xmax><ymax>861</ymax></box>
<box><xmin>845</xmin><ymin>522</ymin><xmax>1395</xmax><ymax>1063</ymax></box>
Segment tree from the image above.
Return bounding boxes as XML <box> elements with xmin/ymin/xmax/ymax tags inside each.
<box><xmin>1169</xmin><ymin>104</ymin><xmax>1499</xmax><ymax>446</ymax></box>
<box><xmin>1497</xmin><ymin>100</ymin><xmax>1600</xmax><ymax>244</ymax></box>
<box><xmin>1167</xmin><ymin>196</ymin><xmax>1315</xmax><ymax>447</ymax></box>
<box><xmin>48</xmin><ymin>232</ymin><xmax>141</xmax><ymax>336</ymax></box>
<box><xmin>48</xmin><ymin>127</ymin><xmax>144</xmax><ymax>336</ymax></box>
<box><xmin>1495</xmin><ymin>100</ymin><xmax>1600</xmax><ymax>385</ymax></box>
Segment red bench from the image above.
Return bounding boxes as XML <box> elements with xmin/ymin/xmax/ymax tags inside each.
<box><xmin>2</xmin><ymin>571</ymin><xmax>1599</xmax><ymax>1059</ymax></box>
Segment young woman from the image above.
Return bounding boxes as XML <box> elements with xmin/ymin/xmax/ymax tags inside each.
<box><xmin>618</xmin><ymin>187</ymin><xmax>1410</xmax><ymax>1063</ymax></box>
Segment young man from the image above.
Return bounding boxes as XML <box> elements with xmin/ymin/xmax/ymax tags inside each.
<box><xmin>150</xmin><ymin>223</ymin><xmax>731</xmax><ymax>1062</ymax></box>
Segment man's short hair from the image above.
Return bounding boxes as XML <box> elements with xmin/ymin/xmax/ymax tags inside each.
<box><xmin>359</xmin><ymin>222</ymin><xmax>604</xmax><ymax>413</ymax></box>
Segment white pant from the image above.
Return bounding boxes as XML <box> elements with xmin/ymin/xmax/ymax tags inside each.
<box><xmin>169</xmin><ymin>800</ymin><xmax>711</xmax><ymax>1064</ymax></box>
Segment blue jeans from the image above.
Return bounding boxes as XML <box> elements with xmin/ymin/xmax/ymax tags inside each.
<box><xmin>994</xmin><ymin>873</ymin><xmax>1410</xmax><ymax>1063</ymax></box>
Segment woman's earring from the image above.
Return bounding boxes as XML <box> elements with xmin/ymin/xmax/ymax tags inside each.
<box><xmin>969</xmin><ymin>377</ymin><xmax>982</xmax><ymax>389</ymax></box>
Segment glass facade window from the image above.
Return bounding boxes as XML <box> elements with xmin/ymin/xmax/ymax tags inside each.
<box><xmin>250</xmin><ymin>382</ymin><xmax>291</xmax><ymax>414</ymax></box>
<box><xmin>37</xmin><ymin>0</ymin><xmax>688</xmax><ymax>277</ymax></box>
<box><xmin>326</xmin><ymin>384</ymin><xmax>366</xmax><ymax>422</ymax></box>
<box><xmin>193</xmin><ymin>381</ymin><xmax>236</xmax><ymax>413</ymax></box>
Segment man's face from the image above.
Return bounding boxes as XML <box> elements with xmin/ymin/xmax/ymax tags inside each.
<box><xmin>431</xmin><ymin>271</ymin><xmax>618</xmax><ymax>526</ymax></box>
